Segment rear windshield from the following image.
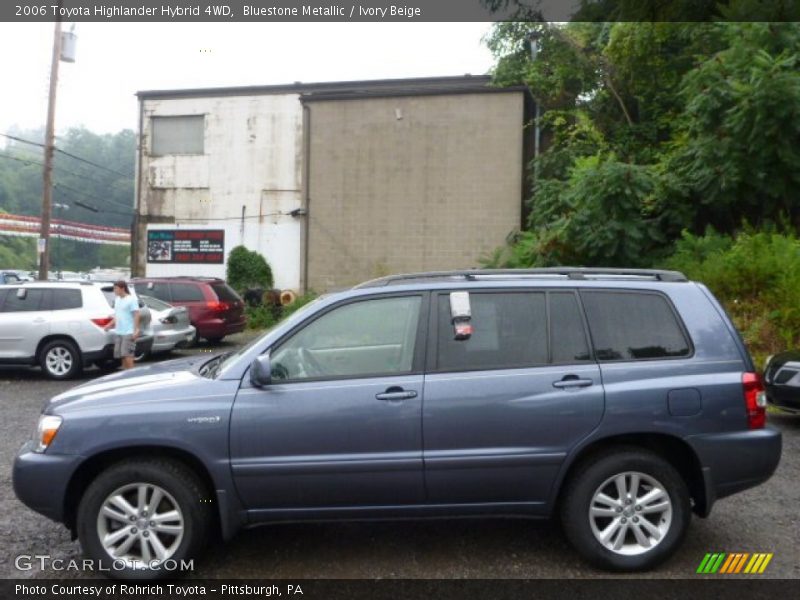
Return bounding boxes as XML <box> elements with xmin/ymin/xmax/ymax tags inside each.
<box><xmin>140</xmin><ymin>295</ymin><xmax>173</xmax><ymax>311</ymax></box>
<box><xmin>211</xmin><ymin>283</ymin><xmax>241</xmax><ymax>302</ymax></box>
<box><xmin>171</xmin><ymin>283</ymin><xmax>206</xmax><ymax>302</ymax></box>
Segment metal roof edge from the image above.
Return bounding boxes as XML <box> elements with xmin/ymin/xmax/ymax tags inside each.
<box><xmin>136</xmin><ymin>75</ymin><xmax>498</xmax><ymax>100</ymax></box>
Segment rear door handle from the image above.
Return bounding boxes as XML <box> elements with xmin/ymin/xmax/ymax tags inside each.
<box><xmin>553</xmin><ymin>377</ymin><xmax>594</xmax><ymax>389</ymax></box>
<box><xmin>376</xmin><ymin>388</ymin><xmax>418</xmax><ymax>401</ymax></box>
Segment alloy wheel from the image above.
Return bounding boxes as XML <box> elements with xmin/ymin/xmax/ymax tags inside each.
<box><xmin>45</xmin><ymin>346</ymin><xmax>73</xmax><ymax>377</ymax></box>
<box><xmin>96</xmin><ymin>482</ymin><xmax>184</xmax><ymax>568</ymax></box>
<box><xmin>588</xmin><ymin>471</ymin><xmax>673</xmax><ymax>556</ymax></box>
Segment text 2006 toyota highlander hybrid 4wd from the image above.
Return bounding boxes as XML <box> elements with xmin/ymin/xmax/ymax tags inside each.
<box><xmin>14</xmin><ymin>269</ymin><xmax>781</xmax><ymax>579</ymax></box>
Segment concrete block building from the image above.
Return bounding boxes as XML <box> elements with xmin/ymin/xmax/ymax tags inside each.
<box><xmin>134</xmin><ymin>76</ymin><xmax>531</xmax><ymax>292</ymax></box>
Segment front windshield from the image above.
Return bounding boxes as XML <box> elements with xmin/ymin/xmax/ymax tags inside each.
<box><xmin>214</xmin><ymin>295</ymin><xmax>327</xmax><ymax>377</ymax></box>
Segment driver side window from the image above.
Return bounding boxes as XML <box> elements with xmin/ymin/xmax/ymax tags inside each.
<box><xmin>270</xmin><ymin>296</ymin><xmax>422</xmax><ymax>381</ymax></box>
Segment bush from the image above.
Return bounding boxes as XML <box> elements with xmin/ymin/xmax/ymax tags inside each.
<box><xmin>226</xmin><ymin>246</ymin><xmax>273</xmax><ymax>293</ymax></box>
<box><xmin>664</xmin><ymin>228</ymin><xmax>800</xmax><ymax>366</ymax></box>
<box><xmin>245</xmin><ymin>292</ymin><xmax>318</xmax><ymax>331</ymax></box>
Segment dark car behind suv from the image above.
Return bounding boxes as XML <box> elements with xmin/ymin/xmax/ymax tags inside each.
<box><xmin>131</xmin><ymin>277</ymin><xmax>245</xmax><ymax>343</ymax></box>
<box><xmin>13</xmin><ymin>268</ymin><xmax>781</xmax><ymax>579</ymax></box>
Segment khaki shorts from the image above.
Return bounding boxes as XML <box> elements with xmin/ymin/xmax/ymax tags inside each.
<box><xmin>113</xmin><ymin>335</ymin><xmax>136</xmax><ymax>358</ymax></box>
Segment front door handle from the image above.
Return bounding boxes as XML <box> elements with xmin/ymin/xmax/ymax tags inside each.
<box><xmin>553</xmin><ymin>376</ymin><xmax>594</xmax><ymax>389</ymax></box>
<box><xmin>376</xmin><ymin>387</ymin><xmax>418</xmax><ymax>401</ymax></box>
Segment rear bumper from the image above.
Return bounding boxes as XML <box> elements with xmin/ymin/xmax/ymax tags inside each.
<box><xmin>687</xmin><ymin>427</ymin><xmax>782</xmax><ymax>512</ymax></box>
<box><xmin>196</xmin><ymin>318</ymin><xmax>246</xmax><ymax>339</ymax></box>
<box><xmin>13</xmin><ymin>441</ymin><xmax>82</xmax><ymax>524</ymax></box>
<box><xmin>152</xmin><ymin>326</ymin><xmax>196</xmax><ymax>353</ymax></box>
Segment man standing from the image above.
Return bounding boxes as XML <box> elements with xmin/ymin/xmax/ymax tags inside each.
<box><xmin>104</xmin><ymin>280</ymin><xmax>140</xmax><ymax>370</ymax></box>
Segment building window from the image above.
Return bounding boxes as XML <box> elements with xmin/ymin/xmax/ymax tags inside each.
<box><xmin>151</xmin><ymin>115</ymin><xmax>204</xmax><ymax>156</ymax></box>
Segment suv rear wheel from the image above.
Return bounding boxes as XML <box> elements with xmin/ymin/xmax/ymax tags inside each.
<box><xmin>560</xmin><ymin>448</ymin><xmax>690</xmax><ymax>571</ymax></box>
<box><xmin>76</xmin><ymin>458</ymin><xmax>212</xmax><ymax>580</ymax></box>
<box><xmin>39</xmin><ymin>339</ymin><xmax>82</xmax><ymax>380</ymax></box>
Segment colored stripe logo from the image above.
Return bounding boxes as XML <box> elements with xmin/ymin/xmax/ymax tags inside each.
<box><xmin>697</xmin><ymin>553</ymin><xmax>773</xmax><ymax>574</ymax></box>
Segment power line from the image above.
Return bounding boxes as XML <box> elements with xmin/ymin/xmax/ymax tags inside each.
<box><xmin>53</xmin><ymin>182</ymin><xmax>134</xmax><ymax>212</ymax></box>
<box><xmin>0</xmin><ymin>132</ymin><xmax>134</xmax><ymax>179</ymax></box>
<box><xmin>0</xmin><ymin>149</ymin><xmax>114</xmax><ymax>182</ymax></box>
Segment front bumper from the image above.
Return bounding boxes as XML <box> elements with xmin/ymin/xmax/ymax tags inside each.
<box><xmin>687</xmin><ymin>427</ymin><xmax>782</xmax><ymax>513</ymax></box>
<box><xmin>13</xmin><ymin>441</ymin><xmax>82</xmax><ymax>524</ymax></box>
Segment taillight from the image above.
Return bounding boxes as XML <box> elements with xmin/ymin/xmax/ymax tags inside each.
<box><xmin>742</xmin><ymin>372</ymin><xmax>767</xmax><ymax>429</ymax></box>
<box><xmin>91</xmin><ymin>317</ymin><xmax>113</xmax><ymax>328</ymax></box>
<box><xmin>207</xmin><ymin>301</ymin><xmax>229</xmax><ymax>312</ymax></box>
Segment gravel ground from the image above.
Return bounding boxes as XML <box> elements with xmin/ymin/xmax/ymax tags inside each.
<box><xmin>1</xmin><ymin>334</ymin><xmax>797</xmax><ymax>579</ymax></box>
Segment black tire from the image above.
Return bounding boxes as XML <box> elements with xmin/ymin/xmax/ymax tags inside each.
<box><xmin>133</xmin><ymin>347</ymin><xmax>150</xmax><ymax>362</ymax></box>
<box><xmin>77</xmin><ymin>458</ymin><xmax>213</xmax><ymax>580</ymax></box>
<box><xmin>39</xmin><ymin>339</ymin><xmax>82</xmax><ymax>380</ymax></box>
<box><xmin>206</xmin><ymin>337</ymin><xmax>224</xmax><ymax>344</ymax></box>
<box><xmin>560</xmin><ymin>447</ymin><xmax>691</xmax><ymax>572</ymax></box>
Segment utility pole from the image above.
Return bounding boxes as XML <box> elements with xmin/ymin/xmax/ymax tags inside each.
<box><xmin>39</xmin><ymin>10</ymin><xmax>63</xmax><ymax>281</ymax></box>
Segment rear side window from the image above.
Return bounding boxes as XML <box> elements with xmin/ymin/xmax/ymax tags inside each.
<box><xmin>49</xmin><ymin>289</ymin><xmax>82</xmax><ymax>310</ymax></box>
<box><xmin>581</xmin><ymin>291</ymin><xmax>692</xmax><ymax>361</ymax></box>
<box><xmin>0</xmin><ymin>289</ymin><xmax>47</xmax><ymax>312</ymax></box>
<box><xmin>170</xmin><ymin>283</ymin><xmax>205</xmax><ymax>302</ymax></box>
<box><xmin>0</xmin><ymin>289</ymin><xmax>8</xmax><ymax>306</ymax></box>
<box><xmin>211</xmin><ymin>282</ymin><xmax>241</xmax><ymax>302</ymax></box>
<box><xmin>436</xmin><ymin>292</ymin><xmax>548</xmax><ymax>371</ymax></box>
<box><xmin>133</xmin><ymin>282</ymin><xmax>171</xmax><ymax>302</ymax></box>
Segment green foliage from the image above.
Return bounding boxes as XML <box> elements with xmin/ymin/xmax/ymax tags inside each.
<box><xmin>0</xmin><ymin>126</ymin><xmax>134</xmax><ymax>229</ymax></box>
<box><xmin>484</xmin><ymin>21</ymin><xmax>800</xmax><ymax>269</ymax></box>
<box><xmin>0</xmin><ymin>236</ymin><xmax>36</xmax><ymax>270</ymax></box>
<box><xmin>669</xmin><ymin>23</ymin><xmax>800</xmax><ymax>231</ymax></box>
<box><xmin>245</xmin><ymin>293</ymin><xmax>319</xmax><ymax>331</ymax></box>
<box><xmin>664</xmin><ymin>229</ymin><xmax>800</xmax><ymax>364</ymax></box>
<box><xmin>0</xmin><ymin>126</ymin><xmax>135</xmax><ymax>271</ymax></box>
<box><xmin>226</xmin><ymin>246</ymin><xmax>274</xmax><ymax>293</ymax></box>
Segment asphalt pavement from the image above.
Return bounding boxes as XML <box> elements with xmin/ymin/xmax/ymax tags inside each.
<box><xmin>0</xmin><ymin>335</ymin><xmax>798</xmax><ymax>579</ymax></box>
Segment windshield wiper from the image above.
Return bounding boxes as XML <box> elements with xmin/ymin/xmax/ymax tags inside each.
<box><xmin>199</xmin><ymin>351</ymin><xmax>233</xmax><ymax>378</ymax></box>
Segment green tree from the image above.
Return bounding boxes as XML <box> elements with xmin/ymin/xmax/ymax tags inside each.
<box><xmin>484</xmin><ymin>19</ymin><xmax>800</xmax><ymax>267</ymax></box>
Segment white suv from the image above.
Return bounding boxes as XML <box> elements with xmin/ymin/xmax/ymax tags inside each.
<box><xmin>0</xmin><ymin>281</ymin><xmax>153</xmax><ymax>379</ymax></box>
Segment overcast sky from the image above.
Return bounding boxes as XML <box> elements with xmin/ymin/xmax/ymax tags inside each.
<box><xmin>0</xmin><ymin>22</ymin><xmax>495</xmax><ymax>136</ymax></box>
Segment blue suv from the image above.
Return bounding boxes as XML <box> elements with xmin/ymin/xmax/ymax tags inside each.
<box><xmin>13</xmin><ymin>268</ymin><xmax>782</xmax><ymax>578</ymax></box>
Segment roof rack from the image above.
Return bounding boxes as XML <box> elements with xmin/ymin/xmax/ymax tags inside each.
<box><xmin>355</xmin><ymin>268</ymin><xmax>688</xmax><ymax>288</ymax></box>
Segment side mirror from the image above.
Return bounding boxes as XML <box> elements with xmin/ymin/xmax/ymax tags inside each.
<box><xmin>250</xmin><ymin>354</ymin><xmax>272</xmax><ymax>388</ymax></box>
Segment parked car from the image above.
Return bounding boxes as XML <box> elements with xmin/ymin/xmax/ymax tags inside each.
<box><xmin>764</xmin><ymin>351</ymin><xmax>800</xmax><ymax>414</ymax></box>
<box><xmin>0</xmin><ymin>271</ymin><xmax>23</xmax><ymax>284</ymax></box>
<box><xmin>13</xmin><ymin>268</ymin><xmax>781</xmax><ymax>579</ymax></box>
<box><xmin>131</xmin><ymin>277</ymin><xmax>246</xmax><ymax>343</ymax></box>
<box><xmin>0</xmin><ymin>281</ymin><xmax>154</xmax><ymax>379</ymax></box>
<box><xmin>136</xmin><ymin>295</ymin><xmax>196</xmax><ymax>360</ymax></box>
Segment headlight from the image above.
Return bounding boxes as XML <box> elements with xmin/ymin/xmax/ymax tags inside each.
<box><xmin>34</xmin><ymin>415</ymin><xmax>62</xmax><ymax>453</ymax></box>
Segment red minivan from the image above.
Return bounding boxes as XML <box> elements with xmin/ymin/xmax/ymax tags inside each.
<box><xmin>131</xmin><ymin>277</ymin><xmax>246</xmax><ymax>343</ymax></box>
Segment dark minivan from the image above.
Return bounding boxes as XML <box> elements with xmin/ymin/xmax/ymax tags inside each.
<box><xmin>131</xmin><ymin>277</ymin><xmax>245</xmax><ymax>343</ymax></box>
<box><xmin>14</xmin><ymin>269</ymin><xmax>781</xmax><ymax>579</ymax></box>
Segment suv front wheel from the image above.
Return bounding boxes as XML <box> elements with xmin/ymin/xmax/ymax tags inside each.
<box><xmin>560</xmin><ymin>448</ymin><xmax>691</xmax><ymax>571</ymax></box>
<box><xmin>77</xmin><ymin>458</ymin><xmax>212</xmax><ymax>580</ymax></box>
